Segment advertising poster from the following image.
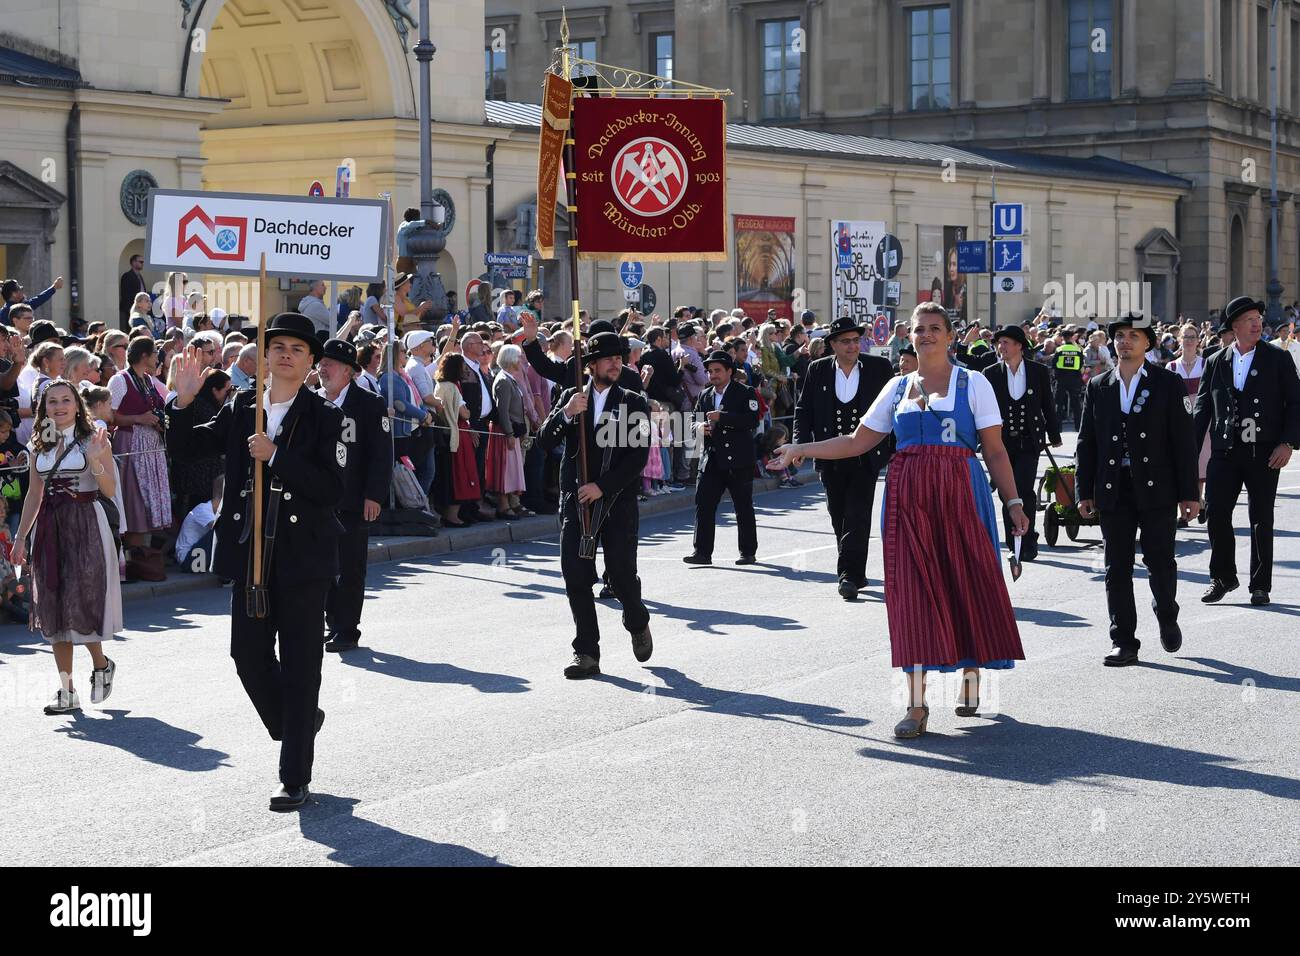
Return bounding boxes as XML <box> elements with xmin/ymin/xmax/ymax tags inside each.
<box><xmin>734</xmin><ymin>214</ymin><xmax>796</xmax><ymax>320</ymax></box>
<box><xmin>829</xmin><ymin>219</ymin><xmax>888</xmax><ymax>323</ymax></box>
<box><xmin>917</xmin><ymin>225</ymin><xmax>945</xmax><ymax>305</ymax></box>
<box><xmin>942</xmin><ymin>225</ymin><xmax>969</xmax><ymax>325</ymax></box>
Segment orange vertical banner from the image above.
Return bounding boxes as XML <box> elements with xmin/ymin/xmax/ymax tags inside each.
<box><xmin>535</xmin><ymin>71</ymin><xmax>572</xmax><ymax>259</ymax></box>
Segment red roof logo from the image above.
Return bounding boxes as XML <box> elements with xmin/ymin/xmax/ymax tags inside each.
<box><xmin>177</xmin><ymin>205</ymin><xmax>248</xmax><ymax>261</ymax></box>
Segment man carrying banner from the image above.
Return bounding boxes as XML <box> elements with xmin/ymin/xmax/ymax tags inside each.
<box><xmin>167</xmin><ymin>313</ymin><xmax>345</xmax><ymax>810</ymax></box>
<box><xmin>538</xmin><ymin>331</ymin><xmax>652</xmax><ymax>679</ymax></box>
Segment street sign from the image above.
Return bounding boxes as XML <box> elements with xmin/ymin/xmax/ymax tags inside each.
<box><xmin>992</xmin><ymin>239</ymin><xmax>1026</xmax><ymax>273</ymax></box>
<box><xmin>639</xmin><ymin>284</ymin><xmax>657</xmax><ymax>314</ymax></box>
<box><xmin>957</xmin><ymin>240</ymin><xmax>988</xmax><ymax>274</ymax></box>
<box><xmin>872</xmin><ymin>313</ymin><xmax>891</xmax><ymax>345</ymax></box>
<box><xmin>995</xmin><ymin>274</ymin><xmax>1026</xmax><ymax>294</ymax></box>
<box><xmin>335</xmin><ymin>165</ymin><xmax>351</xmax><ymax>199</ymax></box>
<box><xmin>484</xmin><ymin>252</ymin><xmax>530</xmax><ymax>279</ymax></box>
<box><xmin>993</xmin><ymin>202</ymin><xmax>1026</xmax><ymax>237</ymax></box>
<box><xmin>885</xmin><ymin>280</ymin><xmax>901</xmax><ymax>306</ymax></box>
<box><xmin>619</xmin><ymin>261</ymin><xmax>644</xmax><ymax>290</ymax></box>
<box><xmin>876</xmin><ymin>234</ymin><xmax>903</xmax><ymax>280</ymax></box>
<box><xmin>623</xmin><ymin>287</ymin><xmax>640</xmax><ymax>303</ymax></box>
<box><xmin>307</xmin><ymin>181</ymin><xmax>324</xmax><ymax>198</ymax></box>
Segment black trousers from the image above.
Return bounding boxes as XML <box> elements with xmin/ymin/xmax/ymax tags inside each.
<box><xmin>820</xmin><ymin>460</ymin><xmax>879</xmax><ymax>585</ymax></box>
<box><xmin>230</xmin><ymin>575</ymin><xmax>331</xmax><ymax>787</ymax></box>
<box><xmin>1206</xmin><ymin>446</ymin><xmax>1280</xmax><ymax>592</ymax></box>
<box><xmin>560</xmin><ymin>491</ymin><xmax>649</xmax><ymax>659</ymax></box>
<box><xmin>521</xmin><ymin>441</ymin><xmax>546</xmax><ymax>511</ymax></box>
<box><xmin>1099</xmin><ymin>472</ymin><xmax>1179</xmax><ymax>652</ymax></box>
<box><xmin>325</xmin><ymin>510</ymin><xmax>368</xmax><ymax>641</ymax></box>
<box><xmin>1055</xmin><ymin>377</ymin><xmax>1083</xmax><ymax>424</ymax></box>
<box><xmin>1004</xmin><ymin>446</ymin><xmax>1041</xmax><ymax>555</ymax></box>
<box><xmin>693</xmin><ymin>463</ymin><xmax>757</xmax><ymax>558</ymax></box>
<box><xmin>470</xmin><ymin>416</ymin><xmax>489</xmax><ymax>499</ymax></box>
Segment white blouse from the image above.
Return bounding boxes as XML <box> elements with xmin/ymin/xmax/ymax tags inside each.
<box><xmin>861</xmin><ymin>366</ymin><xmax>1003</xmax><ymax>434</ymax></box>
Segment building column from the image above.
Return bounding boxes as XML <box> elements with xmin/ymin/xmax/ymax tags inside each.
<box><xmin>876</xmin><ymin>0</ymin><xmax>892</xmax><ymax>111</ymax></box>
<box><xmin>1243</xmin><ymin>0</ymin><xmax>1256</xmax><ymax>101</ymax></box>
<box><xmin>729</xmin><ymin>5</ymin><xmax>746</xmax><ymax>121</ymax></box>
<box><xmin>176</xmin><ymin>155</ymin><xmax>205</xmax><ymax>192</ymax></box>
<box><xmin>1121</xmin><ymin>0</ymin><xmax>1138</xmax><ymax>95</ymax></box>
<box><xmin>807</xmin><ymin>0</ymin><xmax>825</xmax><ymax>116</ymax></box>
<box><xmin>1032</xmin><ymin>0</ymin><xmax>1049</xmax><ymax>102</ymax></box>
<box><xmin>961</xmin><ymin>0</ymin><xmax>978</xmax><ymax>106</ymax></box>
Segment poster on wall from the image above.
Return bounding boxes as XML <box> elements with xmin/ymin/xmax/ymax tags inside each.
<box><xmin>829</xmin><ymin>219</ymin><xmax>888</xmax><ymax>323</ymax></box>
<box><xmin>734</xmin><ymin>215</ymin><xmax>796</xmax><ymax>320</ymax></box>
<box><xmin>942</xmin><ymin>225</ymin><xmax>969</xmax><ymax>325</ymax></box>
<box><xmin>917</xmin><ymin>225</ymin><xmax>945</xmax><ymax>305</ymax></box>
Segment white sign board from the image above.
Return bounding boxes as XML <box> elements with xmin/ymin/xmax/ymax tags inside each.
<box><xmin>145</xmin><ymin>189</ymin><xmax>389</xmax><ymax>281</ymax></box>
<box><xmin>830</xmin><ymin>219</ymin><xmax>889</xmax><ymax>322</ymax></box>
<box><xmin>995</xmin><ymin>274</ymin><xmax>1026</xmax><ymax>294</ymax></box>
<box><xmin>623</xmin><ymin>287</ymin><xmax>641</xmax><ymax>303</ymax></box>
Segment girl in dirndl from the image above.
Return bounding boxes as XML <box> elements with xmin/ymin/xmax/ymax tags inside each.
<box><xmin>771</xmin><ymin>302</ymin><xmax>1029</xmax><ymax>739</ymax></box>
<box><xmin>12</xmin><ymin>380</ymin><xmax>123</xmax><ymax>715</ymax></box>
<box><xmin>1169</xmin><ymin>322</ymin><xmax>1210</xmax><ymax>522</ymax></box>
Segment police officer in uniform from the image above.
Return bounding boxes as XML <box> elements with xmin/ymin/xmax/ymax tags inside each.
<box><xmin>1053</xmin><ymin>326</ymin><xmax>1085</xmax><ymax>426</ymax></box>
<box><xmin>793</xmin><ymin>315</ymin><xmax>894</xmax><ymax>598</ymax></box>
<box><xmin>167</xmin><ymin>313</ymin><xmax>345</xmax><ymax>810</ymax></box>
<box><xmin>1195</xmin><ymin>296</ymin><xmax>1300</xmax><ymax>607</ymax></box>
<box><xmin>986</xmin><ymin>325</ymin><xmax>1061</xmax><ymax>561</ymax></box>
<box><xmin>316</xmin><ymin>338</ymin><xmax>390</xmax><ymax>653</ymax></box>
<box><xmin>539</xmin><ymin>331</ymin><xmax>653</xmax><ymax>679</ymax></box>
<box><xmin>1077</xmin><ymin>314</ymin><xmax>1199</xmax><ymax>667</ymax></box>
<box><xmin>683</xmin><ymin>350</ymin><xmax>760</xmax><ymax>566</ymax></box>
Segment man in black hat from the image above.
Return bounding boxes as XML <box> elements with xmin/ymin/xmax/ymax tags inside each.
<box><xmin>1194</xmin><ymin>296</ymin><xmax>1300</xmax><ymax>606</ymax></box>
<box><xmin>1077</xmin><ymin>314</ymin><xmax>1200</xmax><ymax>667</ymax></box>
<box><xmin>539</xmin><ymin>331</ymin><xmax>653</xmax><ymax>679</ymax></box>
<box><xmin>986</xmin><ymin>324</ymin><xmax>1062</xmax><ymax>561</ymax></box>
<box><xmin>683</xmin><ymin>349</ymin><xmax>760</xmax><ymax>566</ymax></box>
<box><xmin>316</xmin><ymin>338</ymin><xmax>390</xmax><ymax>653</ymax></box>
<box><xmin>167</xmin><ymin>312</ymin><xmax>345</xmax><ymax>810</ymax></box>
<box><xmin>793</xmin><ymin>315</ymin><xmax>894</xmax><ymax>598</ymax></box>
<box><xmin>517</xmin><ymin>312</ymin><xmax>643</xmax><ymax>394</ymax></box>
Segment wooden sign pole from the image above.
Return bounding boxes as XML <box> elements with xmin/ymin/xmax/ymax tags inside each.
<box><xmin>249</xmin><ymin>252</ymin><xmax>269</xmax><ymax>617</ymax></box>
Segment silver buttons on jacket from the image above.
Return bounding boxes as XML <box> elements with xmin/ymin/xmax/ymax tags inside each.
<box><xmin>289</xmin><ymin>515</ymin><xmax>298</xmax><ymax>524</ymax></box>
<box><xmin>284</xmin><ymin>492</ymin><xmax>292</xmax><ymax>501</ymax></box>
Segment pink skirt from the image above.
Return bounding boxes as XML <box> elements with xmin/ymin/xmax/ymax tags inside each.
<box><xmin>485</xmin><ymin>422</ymin><xmax>526</xmax><ymax>495</ymax></box>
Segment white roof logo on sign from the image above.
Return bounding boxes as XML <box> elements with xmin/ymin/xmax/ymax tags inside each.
<box><xmin>146</xmin><ymin>188</ymin><xmax>389</xmax><ymax>281</ymax></box>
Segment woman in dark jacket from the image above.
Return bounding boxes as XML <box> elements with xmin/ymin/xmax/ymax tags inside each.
<box><xmin>168</xmin><ymin>368</ymin><xmax>231</xmax><ymax>527</ymax></box>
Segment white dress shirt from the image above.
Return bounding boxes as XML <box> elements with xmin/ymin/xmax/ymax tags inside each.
<box><xmin>1231</xmin><ymin>343</ymin><xmax>1256</xmax><ymax>391</ymax></box>
<box><xmin>1117</xmin><ymin>365</ymin><xmax>1147</xmax><ymax>415</ymax></box>
<box><xmin>713</xmin><ymin>383</ymin><xmax>729</xmax><ymax>411</ymax></box>
<box><xmin>262</xmin><ymin>390</ymin><xmax>296</xmax><ymax>466</ymax></box>
<box><xmin>1005</xmin><ymin>360</ymin><xmax>1027</xmax><ymax>401</ymax></box>
<box><xmin>592</xmin><ymin>383</ymin><xmax>611</xmax><ymax>420</ymax></box>
<box><xmin>834</xmin><ymin>362</ymin><xmax>860</xmax><ymax>403</ymax></box>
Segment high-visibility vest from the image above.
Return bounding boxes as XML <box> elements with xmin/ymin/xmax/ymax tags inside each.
<box><xmin>1055</xmin><ymin>343</ymin><xmax>1083</xmax><ymax>372</ymax></box>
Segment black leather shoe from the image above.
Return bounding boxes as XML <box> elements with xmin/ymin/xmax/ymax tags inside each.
<box><xmin>315</xmin><ymin>708</ymin><xmax>325</xmax><ymax>735</ymax></box>
<box><xmin>324</xmin><ymin>636</ymin><xmax>358</xmax><ymax>653</ymax></box>
<box><xmin>1103</xmin><ymin>647</ymin><xmax>1140</xmax><ymax>667</ymax></box>
<box><xmin>631</xmin><ymin>625</ymin><xmax>653</xmax><ymax>663</ymax></box>
<box><xmin>563</xmin><ymin>653</ymin><xmax>601</xmax><ymax>679</ymax></box>
<box><xmin>682</xmin><ymin>553</ymin><xmax>712</xmax><ymax>565</ymax></box>
<box><xmin>1159</xmin><ymin>623</ymin><xmax>1183</xmax><ymax>653</ymax></box>
<box><xmin>597</xmin><ymin>584</ymin><xmax>616</xmax><ymax>600</ymax></box>
<box><xmin>735</xmin><ymin>554</ymin><xmax>757</xmax><ymax>566</ymax></box>
<box><xmin>1251</xmin><ymin>590</ymin><xmax>1270</xmax><ymax>606</ymax></box>
<box><xmin>269</xmin><ymin>784</ymin><xmax>310</xmax><ymax>811</ymax></box>
<box><xmin>1201</xmin><ymin>579</ymin><xmax>1238</xmax><ymax>603</ymax></box>
<box><xmin>838</xmin><ymin>578</ymin><xmax>858</xmax><ymax>601</ymax></box>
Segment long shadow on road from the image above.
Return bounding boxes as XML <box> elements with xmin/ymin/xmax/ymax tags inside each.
<box><xmin>298</xmin><ymin>794</ymin><xmax>508</xmax><ymax>867</ymax></box>
<box><xmin>55</xmin><ymin>709</ymin><xmax>231</xmax><ymax>772</ymax></box>
<box><xmin>338</xmin><ymin>647</ymin><xmax>530</xmax><ymax>693</ymax></box>
<box><xmin>858</xmin><ymin>714</ymin><xmax>1300</xmax><ymax>799</ymax></box>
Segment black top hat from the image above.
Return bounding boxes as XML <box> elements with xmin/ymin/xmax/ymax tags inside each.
<box><xmin>1222</xmin><ymin>295</ymin><xmax>1266</xmax><ymax>332</ymax></box>
<box><xmin>992</xmin><ymin>325</ymin><xmax>1030</xmax><ymax>351</ymax></box>
<box><xmin>321</xmin><ymin>337</ymin><xmax>361</xmax><ymax>372</ymax></box>
<box><xmin>582</xmin><ymin>331</ymin><xmax>630</xmax><ymax>365</ymax></box>
<box><xmin>587</xmin><ymin>319</ymin><xmax>616</xmax><ymax>336</ymax></box>
<box><xmin>825</xmin><ymin>315</ymin><xmax>867</xmax><ymax>341</ymax></box>
<box><xmin>263</xmin><ymin>312</ymin><xmax>325</xmax><ymax>361</ymax></box>
<box><xmin>1107</xmin><ymin>312</ymin><xmax>1158</xmax><ymax>350</ymax></box>
<box><xmin>702</xmin><ymin>349</ymin><xmax>734</xmax><ymax>370</ymax></box>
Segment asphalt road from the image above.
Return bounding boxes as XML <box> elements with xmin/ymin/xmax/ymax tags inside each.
<box><xmin>3</xmin><ymin>450</ymin><xmax>1299</xmax><ymax>866</ymax></box>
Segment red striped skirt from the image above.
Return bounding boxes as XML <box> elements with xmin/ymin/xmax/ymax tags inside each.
<box><xmin>881</xmin><ymin>444</ymin><xmax>1024</xmax><ymax>671</ymax></box>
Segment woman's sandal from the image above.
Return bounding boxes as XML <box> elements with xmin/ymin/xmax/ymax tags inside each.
<box><xmin>955</xmin><ymin>681</ymin><xmax>980</xmax><ymax>717</ymax></box>
<box><xmin>893</xmin><ymin>706</ymin><xmax>929</xmax><ymax>739</ymax></box>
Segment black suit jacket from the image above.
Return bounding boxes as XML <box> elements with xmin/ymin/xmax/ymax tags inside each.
<box><xmin>694</xmin><ymin>381</ymin><xmax>759</xmax><ymax>472</ymax></box>
<box><xmin>793</xmin><ymin>354</ymin><xmax>894</xmax><ymax>472</ymax></box>
<box><xmin>1193</xmin><ymin>342</ymin><xmax>1300</xmax><ymax>455</ymax></box>
<box><xmin>461</xmin><ymin>363</ymin><xmax>493</xmax><ymax>422</ymax></box>
<box><xmin>539</xmin><ymin>382</ymin><xmax>650</xmax><ymax>496</ymax></box>
<box><xmin>330</xmin><ymin>383</ymin><xmax>391</xmax><ymax>513</ymax></box>
<box><xmin>523</xmin><ymin>337</ymin><xmax>643</xmax><ymax>396</ymax></box>
<box><xmin>167</xmin><ymin>385</ymin><xmax>346</xmax><ymax>584</ymax></box>
<box><xmin>119</xmin><ymin>269</ymin><xmax>147</xmax><ymax>318</ymax></box>
<box><xmin>1077</xmin><ymin>362</ymin><xmax>1198</xmax><ymax>510</ymax></box>
<box><xmin>985</xmin><ymin>359</ymin><xmax>1062</xmax><ymax>456</ymax></box>
<box><xmin>640</xmin><ymin>345</ymin><xmax>683</xmax><ymax>404</ymax></box>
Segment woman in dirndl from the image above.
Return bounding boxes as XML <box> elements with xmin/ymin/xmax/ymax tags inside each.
<box><xmin>432</xmin><ymin>351</ymin><xmax>481</xmax><ymax>524</ymax></box>
<box><xmin>1169</xmin><ymin>322</ymin><xmax>1210</xmax><ymax>524</ymax></box>
<box><xmin>12</xmin><ymin>380</ymin><xmax>123</xmax><ymax>715</ymax></box>
<box><xmin>771</xmin><ymin>302</ymin><xmax>1029</xmax><ymax>739</ymax></box>
<box><xmin>486</xmin><ymin>345</ymin><xmax>528</xmax><ymax>519</ymax></box>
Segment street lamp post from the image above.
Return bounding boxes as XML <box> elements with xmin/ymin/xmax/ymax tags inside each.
<box><xmin>406</xmin><ymin>0</ymin><xmax>448</xmax><ymax>325</ymax></box>
<box><xmin>1267</xmin><ymin>0</ymin><xmax>1284</xmax><ymax>326</ymax></box>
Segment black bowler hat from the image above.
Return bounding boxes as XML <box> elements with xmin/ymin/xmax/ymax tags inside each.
<box><xmin>1107</xmin><ymin>312</ymin><xmax>1158</xmax><ymax>350</ymax></box>
<box><xmin>992</xmin><ymin>325</ymin><xmax>1030</xmax><ymax>351</ymax></box>
<box><xmin>582</xmin><ymin>331</ymin><xmax>630</xmax><ymax>365</ymax></box>
<box><xmin>825</xmin><ymin>315</ymin><xmax>867</xmax><ymax>341</ymax></box>
<box><xmin>28</xmin><ymin>320</ymin><xmax>60</xmax><ymax>347</ymax></box>
<box><xmin>676</xmin><ymin>323</ymin><xmax>697</xmax><ymax>340</ymax></box>
<box><xmin>587</xmin><ymin>319</ymin><xmax>616</xmax><ymax>336</ymax></box>
<box><xmin>263</xmin><ymin>312</ymin><xmax>325</xmax><ymax>361</ymax></box>
<box><xmin>1221</xmin><ymin>295</ymin><xmax>1266</xmax><ymax>332</ymax></box>
<box><xmin>702</xmin><ymin>349</ymin><xmax>734</xmax><ymax>370</ymax></box>
<box><xmin>321</xmin><ymin>337</ymin><xmax>361</xmax><ymax>372</ymax></box>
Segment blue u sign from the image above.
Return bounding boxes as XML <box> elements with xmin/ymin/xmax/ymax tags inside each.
<box><xmin>993</xmin><ymin>203</ymin><xmax>1025</xmax><ymax>237</ymax></box>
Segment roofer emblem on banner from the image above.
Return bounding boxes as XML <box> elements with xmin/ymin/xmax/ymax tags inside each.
<box><xmin>612</xmin><ymin>138</ymin><xmax>689</xmax><ymax>217</ymax></box>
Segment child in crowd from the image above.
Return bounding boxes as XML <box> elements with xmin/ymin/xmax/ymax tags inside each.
<box><xmin>641</xmin><ymin>399</ymin><xmax>666</xmax><ymax>498</ymax></box>
<box><xmin>0</xmin><ymin>495</ymin><xmax>27</xmax><ymax>624</ymax></box>
<box><xmin>0</xmin><ymin>412</ymin><xmax>28</xmax><ymax>537</ymax></box>
<box><xmin>176</xmin><ymin>475</ymin><xmax>222</xmax><ymax>574</ymax></box>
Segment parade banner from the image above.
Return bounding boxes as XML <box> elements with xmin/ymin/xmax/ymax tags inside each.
<box><xmin>917</xmin><ymin>225</ymin><xmax>945</xmax><ymax>304</ymax></box>
<box><xmin>572</xmin><ymin>97</ymin><xmax>727</xmax><ymax>261</ymax></box>
<box><xmin>734</xmin><ymin>215</ymin><xmax>796</xmax><ymax>321</ymax></box>
<box><xmin>943</xmin><ymin>225</ymin><xmax>970</xmax><ymax>325</ymax></box>
<box><xmin>145</xmin><ymin>189</ymin><xmax>388</xmax><ymax>281</ymax></box>
<box><xmin>535</xmin><ymin>72</ymin><xmax>572</xmax><ymax>259</ymax></box>
<box><xmin>829</xmin><ymin>219</ymin><xmax>888</xmax><ymax>323</ymax></box>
